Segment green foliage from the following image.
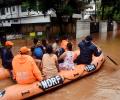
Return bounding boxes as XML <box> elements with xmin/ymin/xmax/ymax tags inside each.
<box><xmin>100</xmin><ymin>0</ymin><xmax>120</xmax><ymax>20</ymax></box>
<box><xmin>63</xmin><ymin>5</ymin><xmax>74</xmax><ymax>16</ymax></box>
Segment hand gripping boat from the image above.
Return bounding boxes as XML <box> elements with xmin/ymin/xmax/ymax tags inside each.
<box><xmin>0</xmin><ymin>53</ymin><xmax>105</xmax><ymax>100</ymax></box>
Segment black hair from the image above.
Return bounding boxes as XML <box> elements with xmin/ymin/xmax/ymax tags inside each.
<box><xmin>62</xmin><ymin>35</ymin><xmax>68</xmax><ymax>40</ymax></box>
<box><xmin>55</xmin><ymin>38</ymin><xmax>59</xmax><ymax>43</ymax></box>
<box><xmin>67</xmin><ymin>42</ymin><xmax>72</xmax><ymax>51</ymax></box>
<box><xmin>46</xmin><ymin>45</ymin><xmax>53</xmax><ymax>54</ymax></box>
<box><xmin>33</xmin><ymin>38</ymin><xmax>38</xmax><ymax>45</ymax></box>
<box><xmin>85</xmin><ymin>35</ymin><xmax>93</xmax><ymax>41</ymax></box>
<box><xmin>42</xmin><ymin>39</ymin><xmax>47</xmax><ymax>46</ymax></box>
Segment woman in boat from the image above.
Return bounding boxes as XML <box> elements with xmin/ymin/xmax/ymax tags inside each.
<box><xmin>12</xmin><ymin>46</ymin><xmax>43</xmax><ymax>84</ymax></box>
<box><xmin>42</xmin><ymin>45</ymin><xmax>59</xmax><ymax>79</ymax></box>
<box><xmin>59</xmin><ymin>42</ymin><xmax>75</xmax><ymax>70</ymax></box>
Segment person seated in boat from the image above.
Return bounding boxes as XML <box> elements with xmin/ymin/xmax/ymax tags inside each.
<box><xmin>12</xmin><ymin>46</ymin><xmax>43</xmax><ymax>84</ymax></box>
<box><xmin>1</xmin><ymin>41</ymin><xmax>14</xmax><ymax>71</ymax></box>
<box><xmin>32</xmin><ymin>40</ymin><xmax>44</xmax><ymax>70</ymax></box>
<box><xmin>60</xmin><ymin>36</ymin><xmax>68</xmax><ymax>51</ymax></box>
<box><xmin>33</xmin><ymin>40</ymin><xmax>44</xmax><ymax>60</ymax></box>
<box><xmin>74</xmin><ymin>35</ymin><xmax>102</xmax><ymax>65</ymax></box>
<box><xmin>52</xmin><ymin>38</ymin><xmax>60</xmax><ymax>54</ymax></box>
<box><xmin>59</xmin><ymin>42</ymin><xmax>75</xmax><ymax>70</ymax></box>
<box><xmin>31</xmin><ymin>37</ymin><xmax>38</xmax><ymax>56</ymax></box>
<box><xmin>41</xmin><ymin>39</ymin><xmax>48</xmax><ymax>53</ymax></box>
<box><xmin>42</xmin><ymin>45</ymin><xmax>59</xmax><ymax>79</ymax></box>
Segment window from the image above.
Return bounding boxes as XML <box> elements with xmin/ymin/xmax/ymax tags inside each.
<box><xmin>1</xmin><ymin>8</ymin><xmax>5</xmax><ymax>15</ymax></box>
<box><xmin>8</xmin><ymin>20</ymin><xmax>10</xmax><ymax>23</ymax></box>
<box><xmin>3</xmin><ymin>20</ymin><xmax>5</xmax><ymax>23</ymax></box>
<box><xmin>12</xmin><ymin>6</ymin><xmax>15</xmax><ymax>11</ymax></box>
<box><xmin>6</xmin><ymin>8</ymin><xmax>9</xmax><ymax>12</ymax></box>
<box><xmin>14</xmin><ymin>20</ymin><xmax>18</xmax><ymax>22</ymax></box>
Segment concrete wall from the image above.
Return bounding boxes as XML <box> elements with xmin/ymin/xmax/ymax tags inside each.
<box><xmin>76</xmin><ymin>21</ymin><xmax>90</xmax><ymax>39</ymax></box>
<box><xmin>99</xmin><ymin>21</ymin><xmax>107</xmax><ymax>40</ymax></box>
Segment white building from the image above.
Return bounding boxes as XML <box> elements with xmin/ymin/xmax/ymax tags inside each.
<box><xmin>0</xmin><ymin>5</ymin><xmax>51</xmax><ymax>27</ymax></box>
<box><xmin>83</xmin><ymin>0</ymin><xmax>101</xmax><ymax>20</ymax></box>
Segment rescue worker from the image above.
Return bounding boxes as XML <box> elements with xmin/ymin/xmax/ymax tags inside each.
<box><xmin>1</xmin><ymin>41</ymin><xmax>14</xmax><ymax>70</ymax></box>
<box><xmin>12</xmin><ymin>46</ymin><xmax>43</xmax><ymax>84</ymax></box>
<box><xmin>74</xmin><ymin>35</ymin><xmax>102</xmax><ymax>65</ymax></box>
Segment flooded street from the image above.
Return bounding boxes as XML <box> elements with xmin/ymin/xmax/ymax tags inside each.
<box><xmin>0</xmin><ymin>31</ymin><xmax>120</xmax><ymax>100</ymax></box>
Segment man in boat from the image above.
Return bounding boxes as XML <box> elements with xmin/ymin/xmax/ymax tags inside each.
<box><xmin>74</xmin><ymin>35</ymin><xmax>102</xmax><ymax>65</ymax></box>
<box><xmin>1</xmin><ymin>41</ymin><xmax>14</xmax><ymax>70</ymax></box>
<box><xmin>12</xmin><ymin>46</ymin><xmax>43</xmax><ymax>84</ymax></box>
<box><xmin>52</xmin><ymin>38</ymin><xmax>60</xmax><ymax>54</ymax></box>
<box><xmin>31</xmin><ymin>37</ymin><xmax>39</xmax><ymax>56</ymax></box>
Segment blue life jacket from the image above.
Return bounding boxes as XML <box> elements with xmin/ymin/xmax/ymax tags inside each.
<box><xmin>33</xmin><ymin>47</ymin><xmax>43</xmax><ymax>59</ymax></box>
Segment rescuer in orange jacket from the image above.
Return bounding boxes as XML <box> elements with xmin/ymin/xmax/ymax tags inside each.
<box><xmin>12</xmin><ymin>46</ymin><xmax>43</xmax><ymax>84</ymax></box>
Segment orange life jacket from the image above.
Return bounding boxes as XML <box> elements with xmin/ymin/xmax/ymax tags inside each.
<box><xmin>60</xmin><ymin>40</ymin><xmax>68</xmax><ymax>51</ymax></box>
<box><xmin>12</xmin><ymin>54</ymin><xmax>43</xmax><ymax>84</ymax></box>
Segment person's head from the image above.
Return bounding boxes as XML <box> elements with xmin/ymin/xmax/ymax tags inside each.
<box><xmin>42</xmin><ymin>39</ymin><xmax>47</xmax><ymax>46</ymax></box>
<box><xmin>67</xmin><ymin>42</ymin><xmax>72</xmax><ymax>51</ymax></box>
<box><xmin>62</xmin><ymin>35</ymin><xmax>68</xmax><ymax>41</ymax></box>
<box><xmin>36</xmin><ymin>40</ymin><xmax>42</xmax><ymax>47</ymax></box>
<box><xmin>46</xmin><ymin>45</ymin><xmax>53</xmax><ymax>54</ymax></box>
<box><xmin>55</xmin><ymin>38</ymin><xmax>59</xmax><ymax>43</ymax></box>
<box><xmin>33</xmin><ymin>37</ymin><xmax>38</xmax><ymax>45</ymax></box>
<box><xmin>5</xmin><ymin>41</ymin><xmax>14</xmax><ymax>49</ymax></box>
<box><xmin>19</xmin><ymin>46</ymin><xmax>30</xmax><ymax>55</ymax></box>
<box><xmin>85</xmin><ymin>35</ymin><xmax>93</xmax><ymax>42</ymax></box>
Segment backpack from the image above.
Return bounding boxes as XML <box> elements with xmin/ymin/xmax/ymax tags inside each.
<box><xmin>33</xmin><ymin>47</ymin><xmax>43</xmax><ymax>59</ymax></box>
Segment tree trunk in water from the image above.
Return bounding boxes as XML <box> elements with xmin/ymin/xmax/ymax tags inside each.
<box><xmin>101</xmin><ymin>5</ymin><xmax>104</xmax><ymax>20</ymax></box>
<box><xmin>56</xmin><ymin>13</ymin><xmax>64</xmax><ymax>38</ymax></box>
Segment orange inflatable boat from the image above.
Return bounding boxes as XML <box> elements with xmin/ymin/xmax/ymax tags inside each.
<box><xmin>0</xmin><ymin>53</ymin><xmax>104</xmax><ymax>100</ymax></box>
<box><xmin>0</xmin><ymin>68</ymin><xmax>10</xmax><ymax>80</ymax></box>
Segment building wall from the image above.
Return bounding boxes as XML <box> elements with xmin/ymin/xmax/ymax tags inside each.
<box><xmin>0</xmin><ymin>5</ymin><xmax>50</xmax><ymax>27</ymax></box>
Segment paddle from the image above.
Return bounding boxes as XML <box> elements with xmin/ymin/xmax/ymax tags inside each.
<box><xmin>106</xmin><ymin>56</ymin><xmax>118</xmax><ymax>66</ymax></box>
<box><xmin>92</xmin><ymin>42</ymin><xmax>119</xmax><ymax>66</ymax></box>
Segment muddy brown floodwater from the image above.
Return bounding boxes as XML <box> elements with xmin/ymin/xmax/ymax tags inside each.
<box><xmin>0</xmin><ymin>31</ymin><xmax>120</xmax><ymax>100</ymax></box>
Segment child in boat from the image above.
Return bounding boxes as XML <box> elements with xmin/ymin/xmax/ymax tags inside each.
<box><xmin>12</xmin><ymin>46</ymin><xmax>43</xmax><ymax>84</ymax></box>
<box><xmin>59</xmin><ymin>42</ymin><xmax>75</xmax><ymax>70</ymax></box>
<box><xmin>42</xmin><ymin>45</ymin><xmax>59</xmax><ymax>79</ymax></box>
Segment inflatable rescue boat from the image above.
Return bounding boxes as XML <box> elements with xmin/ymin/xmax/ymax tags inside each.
<box><xmin>0</xmin><ymin>53</ymin><xmax>104</xmax><ymax>100</ymax></box>
<box><xmin>0</xmin><ymin>68</ymin><xmax>10</xmax><ymax>80</ymax></box>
